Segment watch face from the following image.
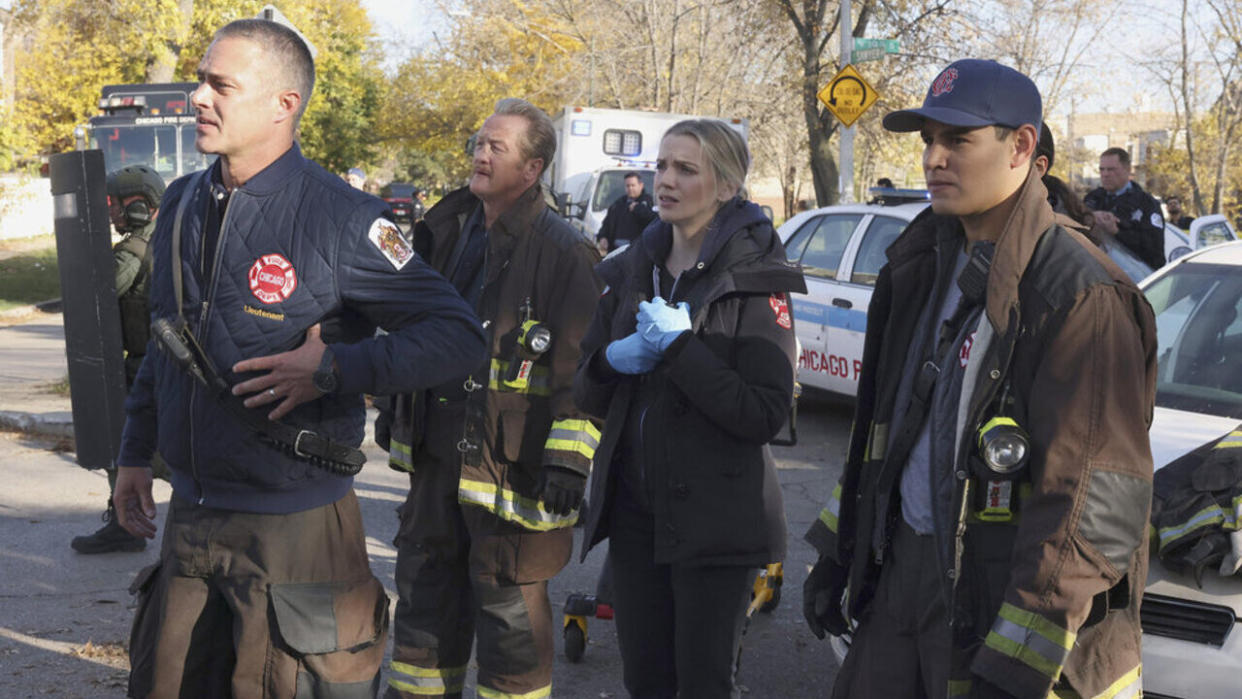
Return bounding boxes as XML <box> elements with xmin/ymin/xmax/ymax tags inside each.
<box><xmin>314</xmin><ymin>370</ymin><xmax>338</xmax><ymax>394</ymax></box>
<box><xmin>315</xmin><ymin>348</ymin><xmax>337</xmax><ymax>393</ymax></box>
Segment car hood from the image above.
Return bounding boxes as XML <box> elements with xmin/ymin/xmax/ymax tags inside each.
<box><xmin>1146</xmin><ymin>406</ymin><xmax>1242</xmax><ymax>612</ymax></box>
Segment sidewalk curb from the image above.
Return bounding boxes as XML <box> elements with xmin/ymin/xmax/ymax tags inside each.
<box><xmin>0</xmin><ymin>299</ymin><xmax>62</xmax><ymax>323</ymax></box>
<box><xmin>0</xmin><ymin>410</ymin><xmax>74</xmax><ymax>440</ymax></box>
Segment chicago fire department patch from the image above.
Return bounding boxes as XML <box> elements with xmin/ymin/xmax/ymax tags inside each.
<box><xmin>770</xmin><ymin>293</ymin><xmax>792</xmax><ymax>329</ymax></box>
<box><xmin>959</xmin><ymin>331</ymin><xmax>976</xmax><ymax>368</ymax></box>
<box><xmin>248</xmin><ymin>254</ymin><xmax>297</xmax><ymax>304</ymax></box>
<box><xmin>369</xmin><ymin>218</ymin><xmax>413</xmax><ymax>270</ymax></box>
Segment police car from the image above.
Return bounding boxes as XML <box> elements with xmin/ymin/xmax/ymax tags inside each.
<box><xmin>777</xmin><ymin>189</ymin><xmax>929</xmax><ymax>397</ymax></box>
<box><xmin>1137</xmin><ymin>240</ymin><xmax>1242</xmax><ymax>698</ymax></box>
<box><xmin>1164</xmin><ymin>213</ymin><xmax>1237</xmax><ymax>263</ymax></box>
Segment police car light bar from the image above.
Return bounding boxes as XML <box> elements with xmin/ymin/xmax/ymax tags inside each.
<box><xmin>868</xmin><ymin>187</ymin><xmax>931</xmax><ymax>205</ymax></box>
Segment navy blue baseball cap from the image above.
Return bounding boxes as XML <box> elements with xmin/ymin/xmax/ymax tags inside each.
<box><xmin>883</xmin><ymin>59</ymin><xmax>1041</xmax><ymax>134</ymax></box>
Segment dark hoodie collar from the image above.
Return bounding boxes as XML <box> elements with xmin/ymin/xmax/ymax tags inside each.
<box><xmin>208</xmin><ymin>142</ymin><xmax>303</xmax><ymax>197</ymax></box>
<box><xmin>638</xmin><ymin>196</ymin><xmax>769</xmax><ymax>269</ymax></box>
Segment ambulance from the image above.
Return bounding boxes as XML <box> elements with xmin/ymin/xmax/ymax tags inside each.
<box><xmin>546</xmin><ymin>106</ymin><xmax>748</xmax><ymax>239</ymax></box>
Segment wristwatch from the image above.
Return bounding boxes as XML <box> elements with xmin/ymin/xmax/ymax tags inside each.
<box><xmin>313</xmin><ymin>346</ymin><xmax>339</xmax><ymax>394</ymax></box>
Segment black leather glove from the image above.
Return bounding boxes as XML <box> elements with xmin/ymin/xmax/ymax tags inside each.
<box><xmin>803</xmin><ymin>555</ymin><xmax>850</xmax><ymax>639</ymax></box>
<box><xmin>541</xmin><ymin>466</ymin><xmax>586</xmax><ymax>515</ymax></box>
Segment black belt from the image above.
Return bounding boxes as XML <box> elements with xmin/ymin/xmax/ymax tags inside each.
<box><xmin>151</xmin><ymin>317</ymin><xmax>365</xmax><ymax>476</ymax></box>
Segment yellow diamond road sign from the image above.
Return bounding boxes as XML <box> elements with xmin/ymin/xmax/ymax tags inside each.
<box><xmin>818</xmin><ymin>64</ymin><xmax>880</xmax><ymax>128</ymax></box>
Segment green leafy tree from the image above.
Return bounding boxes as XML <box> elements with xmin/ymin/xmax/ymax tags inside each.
<box><xmin>8</xmin><ymin>0</ymin><xmax>382</xmax><ymax>175</ymax></box>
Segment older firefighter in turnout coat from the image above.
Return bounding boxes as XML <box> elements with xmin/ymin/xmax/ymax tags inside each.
<box><xmin>803</xmin><ymin>60</ymin><xmax>1158</xmax><ymax>699</ymax></box>
<box><xmin>379</xmin><ymin>99</ymin><xmax>603</xmax><ymax>699</ymax></box>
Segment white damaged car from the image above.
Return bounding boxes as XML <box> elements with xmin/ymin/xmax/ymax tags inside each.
<box><xmin>1138</xmin><ymin>240</ymin><xmax>1242</xmax><ymax>699</ymax></box>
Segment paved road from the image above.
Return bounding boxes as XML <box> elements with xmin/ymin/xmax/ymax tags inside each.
<box><xmin>0</xmin><ymin>391</ymin><xmax>852</xmax><ymax>697</ymax></box>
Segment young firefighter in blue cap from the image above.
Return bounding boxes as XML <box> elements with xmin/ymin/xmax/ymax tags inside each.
<box><xmin>802</xmin><ymin>59</ymin><xmax>1158</xmax><ymax>698</ymax></box>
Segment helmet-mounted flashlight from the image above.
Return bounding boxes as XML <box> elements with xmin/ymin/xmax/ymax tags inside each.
<box><xmin>976</xmin><ymin>416</ymin><xmax>1030</xmax><ymax>478</ymax></box>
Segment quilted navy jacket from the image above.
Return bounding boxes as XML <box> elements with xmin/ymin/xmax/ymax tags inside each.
<box><xmin>118</xmin><ymin>145</ymin><xmax>486</xmax><ymax>514</ymax></box>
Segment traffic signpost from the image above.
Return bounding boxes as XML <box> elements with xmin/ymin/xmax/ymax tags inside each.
<box><xmin>817</xmin><ymin>64</ymin><xmax>880</xmax><ymax>128</ymax></box>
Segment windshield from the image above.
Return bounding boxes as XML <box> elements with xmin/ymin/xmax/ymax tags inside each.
<box><xmin>1144</xmin><ymin>263</ymin><xmax>1242</xmax><ymax>419</ymax></box>
<box><xmin>92</xmin><ymin>124</ymin><xmax>208</xmax><ymax>180</ymax></box>
<box><xmin>383</xmin><ymin>184</ymin><xmax>417</xmax><ymax>199</ymax></box>
<box><xmin>591</xmin><ymin>170</ymin><xmax>655</xmax><ymax>212</ymax></box>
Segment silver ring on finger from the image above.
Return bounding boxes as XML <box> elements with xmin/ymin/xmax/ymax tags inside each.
<box><xmin>268</xmin><ymin>388</ymin><xmax>277</xmax><ymax>397</ymax></box>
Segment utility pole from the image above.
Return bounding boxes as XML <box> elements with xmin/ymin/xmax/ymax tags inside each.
<box><xmin>839</xmin><ymin>0</ymin><xmax>854</xmax><ymax>203</ymax></box>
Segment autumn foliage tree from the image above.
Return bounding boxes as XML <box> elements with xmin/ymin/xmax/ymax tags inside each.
<box><xmin>6</xmin><ymin>0</ymin><xmax>384</xmax><ymax>174</ymax></box>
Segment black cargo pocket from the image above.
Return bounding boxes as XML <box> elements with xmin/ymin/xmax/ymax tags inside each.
<box><xmin>127</xmin><ymin>562</ymin><xmax>163</xmax><ymax>699</ymax></box>
<box><xmin>270</xmin><ymin>576</ymin><xmax>390</xmax><ymax>699</ymax></box>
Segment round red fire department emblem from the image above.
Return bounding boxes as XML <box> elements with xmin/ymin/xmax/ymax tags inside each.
<box><xmin>248</xmin><ymin>254</ymin><xmax>297</xmax><ymax>304</ymax></box>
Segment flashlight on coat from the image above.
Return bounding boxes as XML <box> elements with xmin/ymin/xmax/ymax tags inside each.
<box><xmin>502</xmin><ymin>297</ymin><xmax>552</xmax><ymax>391</ymax></box>
<box><xmin>976</xmin><ymin>416</ymin><xmax>1030</xmax><ymax>478</ymax></box>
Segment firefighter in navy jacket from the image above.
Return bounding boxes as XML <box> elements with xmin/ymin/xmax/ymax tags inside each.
<box><xmin>113</xmin><ymin>20</ymin><xmax>485</xmax><ymax>698</ymax></box>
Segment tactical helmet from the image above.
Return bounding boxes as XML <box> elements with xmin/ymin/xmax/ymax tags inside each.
<box><xmin>106</xmin><ymin>164</ymin><xmax>166</xmax><ymax>209</ymax></box>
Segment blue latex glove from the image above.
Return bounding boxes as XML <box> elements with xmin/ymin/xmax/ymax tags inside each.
<box><xmin>637</xmin><ymin>297</ymin><xmax>692</xmax><ymax>353</ymax></box>
<box><xmin>605</xmin><ymin>333</ymin><xmax>661</xmax><ymax>374</ymax></box>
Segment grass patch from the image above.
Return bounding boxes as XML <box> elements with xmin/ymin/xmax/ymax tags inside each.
<box><xmin>44</xmin><ymin>374</ymin><xmax>71</xmax><ymax>397</ymax></box>
<box><xmin>0</xmin><ymin>244</ymin><xmax>60</xmax><ymax>312</ymax></box>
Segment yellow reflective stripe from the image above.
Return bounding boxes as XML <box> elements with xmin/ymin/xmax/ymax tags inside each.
<box><xmin>1157</xmin><ymin>503</ymin><xmax>1227</xmax><ymax>551</ymax></box>
<box><xmin>947</xmin><ymin>679</ymin><xmax>972</xmax><ymax>697</ymax></box>
<box><xmin>984</xmin><ymin>602</ymin><xmax>1075</xmax><ymax>680</ymax></box>
<box><xmin>544</xmin><ymin>439</ymin><xmax>595</xmax><ymax>459</ymax></box>
<box><xmin>389</xmin><ymin>438</ymin><xmax>414</xmax><ymax>472</ymax></box>
<box><xmin>388</xmin><ymin>661</ymin><xmax>466</xmax><ymax>695</ymax></box>
<box><xmin>488</xmin><ymin>359</ymin><xmax>551</xmax><ymax>396</ymax></box>
<box><xmin>459</xmin><ymin>478</ymin><xmax>577</xmax><ymax>531</ymax></box>
<box><xmin>551</xmin><ymin>418</ymin><xmax>601</xmax><ymax>443</ymax></box>
<box><xmin>477</xmin><ymin>684</ymin><xmax>551</xmax><ymax>699</ymax></box>
<box><xmin>818</xmin><ymin>507</ymin><xmax>838</xmax><ymax>533</ymax></box>
<box><xmin>1088</xmin><ymin>664</ymin><xmax>1141</xmax><ymax>699</ymax></box>
<box><xmin>819</xmin><ymin>482</ymin><xmax>843</xmax><ymax>533</ymax></box>
<box><xmin>1217</xmin><ymin>430</ymin><xmax>1242</xmax><ymax>448</ymax></box>
<box><xmin>545</xmin><ymin>418</ymin><xmax>602</xmax><ymax>460</ymax></box>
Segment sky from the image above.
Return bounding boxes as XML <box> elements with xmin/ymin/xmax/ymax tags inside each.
<box><xmin>360</xmin><ymin>0</ymin><xmax>449</xmax><ymax>70</ymax></box>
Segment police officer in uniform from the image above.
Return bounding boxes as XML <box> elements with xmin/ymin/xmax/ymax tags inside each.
<box><xmin>1083</xmin><ymin>146</ymin><xmax>1165</xmax><ymax>269</ymax></box>
<box><xmin>378</xmin><ymin>98</ymin><xmax>603</xmax><ymax>699</ymax></box>
<box><xmin>70</xmin><ymin>164</ymin><xmax>166</xmax><ymax>555</ymax></box>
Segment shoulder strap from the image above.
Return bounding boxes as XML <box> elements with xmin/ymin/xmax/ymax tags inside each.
<box><xmin>171</xmin><ymin>170</ymin><xmax>208</xmax><ymax>325</ymax></box>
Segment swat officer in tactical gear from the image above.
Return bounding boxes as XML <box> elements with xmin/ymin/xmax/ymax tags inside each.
<box><xmin>69</xmin><ymin>164</ymin><xmax>166</xmax><ymax>555</ymax></box>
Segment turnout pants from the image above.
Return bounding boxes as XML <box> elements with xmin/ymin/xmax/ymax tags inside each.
<box><xmin>387</xmin><ymin>464</ymin><xmax>571</xmax><ymax>699</ymax></box>
<box><xmin>830</xmin><ymin>519</ymin><xmax>953</xmax><ymax>699</ymax></box>
<box><xmin>127</xmin><ymin>490</ymin><xmax>389</xmax><ymax>699</ymax></box>
<box><xmin>608</xmin><ymin>494</ymin><xmax>753</xmax><ymax>699</ymax></box>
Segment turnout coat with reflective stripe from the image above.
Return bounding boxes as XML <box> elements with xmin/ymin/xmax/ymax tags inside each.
<box><xmin>386</xmin><ymin>184</ymin><xmax>603</xmax><ymax>531</ymax></box>
<box><xmin>806</xmin><ymin>170</ymin><xmax>1158</xmax><ymax>698</ymax></box>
